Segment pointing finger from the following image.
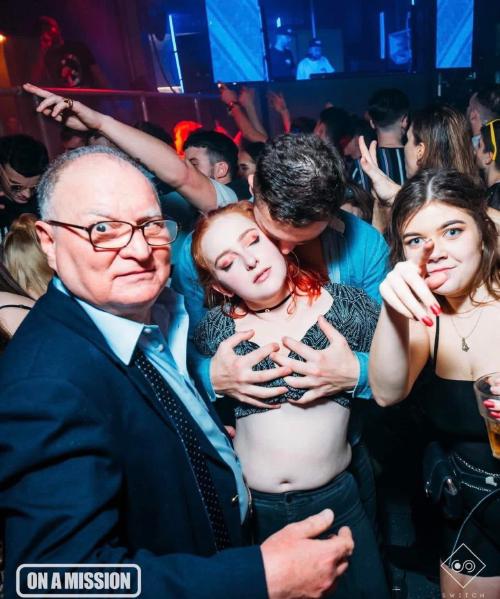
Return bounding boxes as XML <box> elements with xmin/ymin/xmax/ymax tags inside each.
<box><xmin>23</xmin><ymin>82</ymin><xmax>51</xmax><ymax>99</ymax></box>
<box><xmin>417</xmin><ymin>239</ymin><xmax>434</xmax><ymax>277</ymax></box>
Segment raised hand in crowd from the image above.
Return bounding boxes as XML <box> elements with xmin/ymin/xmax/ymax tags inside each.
<box><xmin>268</xmin><ymin>91</ymin><xmax>287</xmax><ymax>114</ymax></box>
<box><xmin>238</xmin><ymin>85</ymin><xmax>256</xmax><ymax>110</ymax></box>
<box><xmin>268</xmin><ymin>91</ymin><xmax>291</xmax><ymax>133</ymax></box>
<box><xmin>358</xmin><ymin>135</ymin><xmax>401</xmax><ymax>204</ymax></box>
<box><xmin>239</xmin><ymin>86</ymin><xmax>268</xmax><ymax>138</ymax></box>
<box><xmin>23</xmin><ymin>83</ymin><xmax>103</xmax><ymax>131</ymax></box>
<box><xmin>358</xmin><ymin>134</ymin><xmax>405</xmax><ymax>232</ymax></box>
<box><xmin>219</xmin><ymin>82</ymin><xmax>239</xmax><ymax>106</ymax></box>
<box><xmin>23</xmin><ymin>83</ymin><xmax>217</xmax><ymax>212</ymax></box>
<box><xmin>218</xmin><ymin>83</ymin><xmax>267</xmax><ymax>143</ymax></box>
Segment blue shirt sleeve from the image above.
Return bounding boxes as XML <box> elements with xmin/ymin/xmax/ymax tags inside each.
<box><xmin>323</xmin><ymin>212</ymin><xmax>389</xmax><ymax>399</ymax></box>
<box><xmin>171</xmin><ymin>233</ymin><xmax>216</xmax><ymax>400</ymax></box>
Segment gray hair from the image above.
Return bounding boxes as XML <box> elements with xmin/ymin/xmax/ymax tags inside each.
<box><xmin>37</xmin><ymin>145</ymin><xmax>159</xmax><ymax>219</ymax></box>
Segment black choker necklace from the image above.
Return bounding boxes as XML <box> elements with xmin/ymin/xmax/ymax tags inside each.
<box><xmin>253</xmin><ymin>293</ymin><xmax>293</xmax><ymax>314</ymax></box>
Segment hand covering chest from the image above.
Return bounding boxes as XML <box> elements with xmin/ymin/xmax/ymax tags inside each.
<box><xmin>194</xmin><ymin>282</ymin><xmax>380</xmax><ymax>418</ymax></box>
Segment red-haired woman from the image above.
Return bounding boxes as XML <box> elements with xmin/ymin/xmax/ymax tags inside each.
<box><xmin>192</xmin><ymin>201</ymin><xmax>388</xmax><ymax>599</ymax></box>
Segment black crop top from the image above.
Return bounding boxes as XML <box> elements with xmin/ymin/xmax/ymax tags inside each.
<box><xmin>194</xmin><ymin>282</ymin><xmax>380</xmax><ymax>418</ymax></box>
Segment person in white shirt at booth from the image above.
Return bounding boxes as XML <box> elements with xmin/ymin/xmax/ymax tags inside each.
<box><xmin>296</xmin><ymin>39</ymin><xmax>335</xmax><ymax>80</ymax></box>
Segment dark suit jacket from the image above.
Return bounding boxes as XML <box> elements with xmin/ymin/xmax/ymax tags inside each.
<box><xmin>0</xmin><ymin>284</ymin><xmax>267</xmax><ymax>599</ymax></box>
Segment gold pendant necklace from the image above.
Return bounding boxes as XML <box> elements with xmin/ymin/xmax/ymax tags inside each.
<box><xmin>450</xmin><ymin>310</ymin><xmax>483</xmax><ymax>352</ymax></box>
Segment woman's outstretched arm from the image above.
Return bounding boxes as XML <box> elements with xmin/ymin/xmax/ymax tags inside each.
<box><xmin>369</xmin><ymin>241</ymin><xmax>447</xmax><ymax>405</ymax></box>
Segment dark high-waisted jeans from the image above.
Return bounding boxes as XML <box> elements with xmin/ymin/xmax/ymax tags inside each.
<box><xmin>251</xmin><ymin>471</ymin><xmax>389</xmax><ymax>599</ymax></box>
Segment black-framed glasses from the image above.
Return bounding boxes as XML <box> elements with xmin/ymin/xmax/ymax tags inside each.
<box><xmin>47</xmin><ymin>218</ymin><xmax>178</xmax><ymax>249</ymax></box>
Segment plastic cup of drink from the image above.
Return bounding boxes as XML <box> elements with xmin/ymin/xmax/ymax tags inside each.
<box><xmin>474</xmin><ymin>372</ymin><xmax>500</xmax><ymax>460</ymax></box>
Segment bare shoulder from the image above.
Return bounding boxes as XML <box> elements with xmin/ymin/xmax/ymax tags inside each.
<box><xmin>0</xmin><ymin>292</ymin><xmax>34</xmax><ymax>336</ymax></box>
<box><xmin>487</xmin><ymin>206</ymin><xmax>500</xmax><ymax>229</ymax></box>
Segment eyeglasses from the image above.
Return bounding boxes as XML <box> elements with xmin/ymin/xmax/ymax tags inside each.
<box><xmin>47</xmin><ymin>218</ymin><xmax>178</xmax><ymax>249</ymax></box>
<box><xmin>487</xmin><ymin>119</ymin><xmax>500</xmax><ymax>162</ymax></box>
<box><xmin>0</xmin><ymin>164</ymin><xmax>37</xmax><ymax>201</ymax></box>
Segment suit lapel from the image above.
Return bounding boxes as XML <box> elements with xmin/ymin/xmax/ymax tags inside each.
<box><xmin>126</xmin><ymin>362</ymin><xmax>178</xmax><ymax>433</ymax></box>
<box><xmin>38</xmin><ymin>285</ymin><xmax>230</xmax><ymax>466</ymax></box>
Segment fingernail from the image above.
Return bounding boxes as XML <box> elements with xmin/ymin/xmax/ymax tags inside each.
<box><xmin>483</xmin><ymin>400</ymin><xmax>496</xmax><ymax>408</ymax></box>
<box><xmin>490</xmin><ymin>411</ymin><xmax>500</xmax><ymax>418</ymax></box>
<box><xmin>421</xmin><ymin>316</ymin><xmax>433</xmax><ymax>327</ymax></box>
<box><xmin>430</xmin><ymin>304</ymin><xmax>441</xmax><ymax>315</ymax></box>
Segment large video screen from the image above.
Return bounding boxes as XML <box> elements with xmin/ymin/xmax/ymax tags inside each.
<box><xmin>436</xmin><ymin>0</ymin><xmax>474</xmax><ymax>69</ymax></box>
<box><xmin>206</xmin><ymin>0</ymin><xmax>268</xmax><ymax>82</ymax></box>
<box><xmin>207</xmin><ymin>0</ymin><xmax>416</xmax><ymax>83</ymax></box>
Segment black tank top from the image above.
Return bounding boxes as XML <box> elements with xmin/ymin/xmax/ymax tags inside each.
<box><xmin>419</xmin><ymin>316</ymin><xmax>500</xmax><ymax>473</ymax></box>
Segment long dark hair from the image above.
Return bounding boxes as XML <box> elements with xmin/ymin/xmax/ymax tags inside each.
<box><xmin>411</xmin><ymin>104</ymin><xmax>479</xmax><ymax>179</ymax></box>
<box><xmin>389</xmin><ymin>169</ymin><xmax>500</xmax><ymax>302</ymax></box>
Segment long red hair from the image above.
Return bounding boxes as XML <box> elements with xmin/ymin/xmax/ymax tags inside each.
<box><xmin>191</xmin><ymin>201</ymin><xmax>326</xmax><ymax>317</ymax></box>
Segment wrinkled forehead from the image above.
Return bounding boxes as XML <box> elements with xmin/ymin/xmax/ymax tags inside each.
<box><xmin>51</xmin><ymin>155</ymin><xmax>159</xmax><ymax>219</ymax></box>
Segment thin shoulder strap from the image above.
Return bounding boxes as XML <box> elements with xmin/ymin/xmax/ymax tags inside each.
<box><xmin>0</xmin><ymin>304</ymin><xmax>31</xmax><ymax>311</ymax></box>
<box><xmin>432</xmin><ymin>316</ymin><xmax>440</xmax><ymax>369</ymax></box>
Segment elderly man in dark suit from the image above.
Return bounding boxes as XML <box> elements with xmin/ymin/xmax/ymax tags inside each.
<box><xmin>0</xmin><ymin>145</ymin><xmax>353</xmax><ymax>599</ymax></box>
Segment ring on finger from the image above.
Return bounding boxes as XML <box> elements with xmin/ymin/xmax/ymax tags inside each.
<box><xmin>63</xmin><ymin>97</ymin><xmax>74</xmax><ymax>110</ymax></box>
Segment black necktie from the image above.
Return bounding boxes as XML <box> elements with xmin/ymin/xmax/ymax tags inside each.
<box><xmin>133</xmin><ymin>348</ymin><xmax>232</xmax><ymax>551</ymax></box>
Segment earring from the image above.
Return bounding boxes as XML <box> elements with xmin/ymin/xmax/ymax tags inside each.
<box><xmin>222</xmin><ymin>295</ymin><xmax>233</xmax><ymax>316</ymax></box>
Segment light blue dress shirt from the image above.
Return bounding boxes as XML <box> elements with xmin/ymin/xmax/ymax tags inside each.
<box><xmin>53</xmin><ymin>277</ymin><xmax>248</xmax><ymax>521</ymax></box>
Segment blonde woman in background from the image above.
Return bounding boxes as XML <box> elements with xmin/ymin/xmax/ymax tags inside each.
<box><xmin>3</xmin><ymin>214</ymin><xmax>53</xmax><ymax>299</ymax></box>
<box><xmin>0</xmin><ymin>263</ymin><xmax>33</xmax><ymax>351</ymax></box>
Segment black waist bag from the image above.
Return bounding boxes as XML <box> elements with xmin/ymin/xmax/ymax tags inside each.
<box><xmin>423</xmin><ymin>442</ymin><xmax>464</xmax><ymax>520</ymax></box>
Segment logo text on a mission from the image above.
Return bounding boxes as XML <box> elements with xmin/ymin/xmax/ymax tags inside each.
<box><xmin>16</xmin><ymin>564</ymin><xmax>141</xmax><ymax>597</ymax></box>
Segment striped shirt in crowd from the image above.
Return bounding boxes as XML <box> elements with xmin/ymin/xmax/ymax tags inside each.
<box><xmin>351</xmin><ymin>146</ymin><xmax>406</xmax><ymax>193</ymax></box>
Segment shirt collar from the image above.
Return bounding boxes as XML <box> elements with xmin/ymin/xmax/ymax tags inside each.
<box><xmin>52</xmin><ymin>277</ymin><xmax>185</xmax><ymax>366</ymax></box>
